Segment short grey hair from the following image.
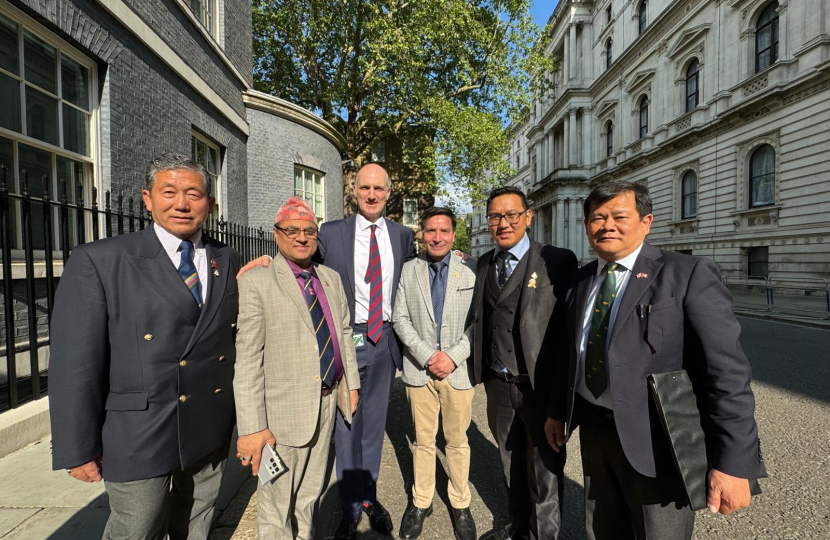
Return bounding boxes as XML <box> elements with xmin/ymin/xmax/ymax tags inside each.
<box><xmin>145</xmin><ymin>153</ymin><xmax>210</xmax><ymax>194</ymax></box>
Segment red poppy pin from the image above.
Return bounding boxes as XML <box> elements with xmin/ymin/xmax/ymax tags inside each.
<box><xmin>211</xmin><ymin>259</ymin><xmax>219</xmax><ymax>277</ymax></box>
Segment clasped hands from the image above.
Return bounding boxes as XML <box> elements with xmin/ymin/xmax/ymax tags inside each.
<box><xmin>427</xmin><ymin>351</ymin><xmax>456</xmax><ymax>379</ymax></box>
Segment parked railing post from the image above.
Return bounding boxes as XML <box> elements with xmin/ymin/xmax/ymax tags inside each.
<box><xmin>104</xmin><ymin>190</ymin><xmax>113</xmax><ymax>239</ymax></box>
<box><xmin>0</xmin><ymin>165</ymin><xmax>18</xmax><ymax>409</ymax></box>
<box><xmin>91</xmin><ymin>186</ymin><xmax>100</xmax><ymax>242</ymax></box>
<box><xmin>20</xmin><ymin>171</ymin><xmax>41</xmax><ymax>400</ymax></box>
<box><xmin>58</xmin><ymin>177</ymin><xmax>70</xmax><ymax>264</ymax></box>
<box><xmin>75</xmin><ymin>183</ymin><xmax>85</xmax><ymax>246</ymax></box>
<box><xmin>41</xmin><ymin>175</ymin><xmax>55</xmax><ymax>321</ymax></box>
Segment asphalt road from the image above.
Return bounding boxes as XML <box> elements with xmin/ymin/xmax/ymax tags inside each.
<box><xmin>213</xmin><ymin>317</ymin><xmax>830</xmax><ymax>539</ymax></box>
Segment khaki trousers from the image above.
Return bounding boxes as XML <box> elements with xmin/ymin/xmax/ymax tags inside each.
<box><xmin>405</xmin><ymin>378</ymin><xmax>475</xmax><ymax>509</ymax></box>
<box><xmin>257</xmin><ymin>390</ymin><xmax>337</xmax><ymax>540</ymax></box>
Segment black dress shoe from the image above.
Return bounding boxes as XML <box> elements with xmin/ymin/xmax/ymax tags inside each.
<box><xmin>478</xmin><ymin>523</ymin><xmax>529</xmax><ymax>540</ymax></box>
<box><xmin>363</xmin><ymin>500</ymin><xmax>394</xmax><ymax>534</ymax></box>
<box><xmin>334</xmin><ymin>518</ymin><xmax>359</xmax><ymax>540</ymax></box>
<box><xmin>399</xmin><ymin>504</ymin><xmax>433</xmax><ymax>539</ymax></box>
<box><xmin>451</xmin><ymin>507</ymin><xmax>476</xmax><ymax>540</ymax></box>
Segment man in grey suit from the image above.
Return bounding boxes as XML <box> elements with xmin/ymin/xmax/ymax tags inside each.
<box><xmin>470</xmin><ymin>186</ymin><xmax>578</xmax><ymax>540</ymax></box>
<box><xmin>545</xmin><ymin>181</ymin><xmax>766</xmax><ymax>540</ymax></box>
<box><xmin>392</xmin><ymin>207</ymin><xmax>477</xmax><ymax>540</ymax></box>
<box><xmin>234</xmin><ymin>196</ymin><xmax>360</xmax><ymax>539</ymax></box>
<box><xmin>49</xmin><ymin>154</ymin><xmax>241</xmax><ymax>539</ymax></box>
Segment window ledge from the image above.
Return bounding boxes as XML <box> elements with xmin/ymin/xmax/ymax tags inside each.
<box><xmin>729</xmin><ymin>205</ymin><xmax>780</xmax><ymax>230</ymax></box>
<box><xmin>668</xmin><ymin>217</ymin><xmax>699</xmax><ymax>235</ymax></box>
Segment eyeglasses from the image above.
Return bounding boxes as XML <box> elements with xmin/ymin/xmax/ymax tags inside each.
<box><xmin>274</xmin><ymin>225</ymin><xmax>319</xmax><ymax>239</ymax></box>
<box><xmin>486</xmin><ymin>209</ymin><xmax>528</xmax><ymax>226</ymax></box>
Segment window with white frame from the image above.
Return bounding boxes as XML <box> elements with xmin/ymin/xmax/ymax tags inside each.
<box><xmin>371</xmin><ymin>140</ymin><xmax>386</xmax><ymax>163</ymax></box>
<box><xmin>749</xmin><ymin>144</ymin><xmax>775</xmax><ymax>207</ymax></box>
<box><xmin>639</xmin><ymin>95</ymin><xmax>648</xmax><ymax>139</ymax></box>
<box><xmin>685</xmin><ymin>59</ymin><xmax>700</xmax><ymax>113</ymax></box>
<box><xmin>0</xmin><ymin>7</ymin><xmax>96</xmax><ymax>251</ymax></box>
<box><xmin>188</xmin><ymin>0</ymin><xmax>216</xmax><ymax>37</ymax></box>
<box><xmin>191</xmin><ymin>132</ymin><xmax>221</xmax><ymax>221</ymax></box>
<box><xmin>755</xmin><ymin>2</ymin><xmax>779</xmax><ymax>73</ymax></box>
<box><xmin>681</xmin><ymin>170</ymin><xmax>697</xmax><ymax>218</ymax></box>
<box><xmin>403</xmin><ymin>198</ymin><xmax>418</xmax><ymax>227</ymax></box>
<box><xmin>294</xmin><ymin>166</ymin><xmax>325</xmax><ymax>224</ymax></box>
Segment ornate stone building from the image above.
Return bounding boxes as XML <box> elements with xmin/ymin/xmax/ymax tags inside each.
<box><xmin>475</xmin><ymin>0</ymin><xmax>830</xmax><ymax>280</ymax></box>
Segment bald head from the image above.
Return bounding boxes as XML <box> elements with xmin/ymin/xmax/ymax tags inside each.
<box><xmin>353</xmin><ymin>164</ymin><xmax>391</xmax><ymax>221</ymax></box>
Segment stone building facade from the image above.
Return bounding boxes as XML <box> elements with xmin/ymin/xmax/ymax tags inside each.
<box><xmin>474</xmin><ymin>0</ymin><xmax>830</xmax><ymax>281</ymax></box>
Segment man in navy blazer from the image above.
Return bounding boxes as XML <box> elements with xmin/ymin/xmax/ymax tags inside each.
<box><xmin>546</xmin><ymin>181</ymin><xmax>766</xmax><ymax>540</ymax></box>
<box><xmin>49</xmin><ymin>154</ymin><xmax>240</xmax><ymax>540</ymax></box>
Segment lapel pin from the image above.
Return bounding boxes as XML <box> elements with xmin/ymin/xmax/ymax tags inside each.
<box><xmin>453</xmin><ymin>272</ymin><xmax>460</xmax><ymax>278</ymax></box>
<box><xmin>211</xmin><ymin>259</ymin><xmax>219</xmax><ymax>277</ymax></box>
<box><xmin>636</xmin><ymin>272</ymin><xmax>648</xmax><ymax>279</ymax></box>
<box><xmin>527</xmin><ymin>272</ymin><xmax>538</xmax><ymax>289</ymax></box>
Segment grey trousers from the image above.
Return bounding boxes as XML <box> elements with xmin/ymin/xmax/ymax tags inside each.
<box><xmin>102</xmin><ymin>441</ymin><xmax>229</xmax><ymax>540</ymax></box>
<box><xmin>257</xmin><ymin>390</ymin><xmax>337</xmax><ymax>540</ymax></box>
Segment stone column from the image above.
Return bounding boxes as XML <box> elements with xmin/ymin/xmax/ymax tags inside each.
<box><xmin>569</xmin><ymin>24</ymin><xmax>578</xmax><ymax>82</ymax></box>
<box><xmin>535</xmin><ymin>143</ymin><xmax>542</xmax><ymax>183</ymax></box>
<box><xmin>550</xmin><ymin>203</ymin><xmax>558</xmax><ymax>246</ymax></box>
<box><xmin>549</xmin><ymin>130</ymin><xmax>555</xmax><ymax>171</ymax></box>
<box><xmin>567</xmin><ymin>198</ymin><xmax>578</xmax><ymax>252</ymax></box>
<box><xmin>583</xmin><ymin>108</ymin><xmax>593</xmax><ymax>167</ymax></box>
<box><xmin>555</xmin><ymin>198</ymin><xmax>566</xmax><ymax>247</ymax></box>
<box><xmin>574</xmin><ymin>197</ymin><xmax>584</xmax><ymax>260</ymax></box>
<box><xmin>563</xmin><ymin>116</ymin><xmax>570</xmax><ymax>169</ymax></box>
<box><xmin>562</xmin><ymin>38</ymin><xmax>569</xmax><ymax>88</ymax></box>
<box><xmin>543</xmin><ymin>133</ymin><xmax>549</xmax><ymax>177</ymax></box>
<box><xmin>569</xmin><ymin>109</ymin><xmax>578</xmax><ymax>167</ymax></box>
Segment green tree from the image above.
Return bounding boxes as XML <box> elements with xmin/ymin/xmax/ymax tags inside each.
<box><xmin>453</xmin><ymin>215</ymin><xmax>471</xmax><ymax>254</ymax></box>
<box><xmin>253</xmin><ymin>0</ymin><xmax>556</xmax><ymax>212</ymax></box>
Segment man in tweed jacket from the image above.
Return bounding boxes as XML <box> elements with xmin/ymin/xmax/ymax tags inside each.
<box><xmin>234</xmin><ymin>197</ymin><xmax>360</xmax><ymax>540</ymax></box>
<box><xmin>393</xmin><ymin>207</ymin><xmax>477</xmax><ymax>540</ymax></box>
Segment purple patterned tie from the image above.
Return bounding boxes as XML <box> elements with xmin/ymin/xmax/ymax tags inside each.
<box><xmin>365</xmin><ymin>225</ymin><xmax>383</xmax><ymax>343</ymax></box>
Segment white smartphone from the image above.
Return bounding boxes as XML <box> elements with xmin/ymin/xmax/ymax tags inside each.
<box><xmin>257</xmin><ymin>442</ymin><xmax>288</xmax><ymax>485</ymax></box>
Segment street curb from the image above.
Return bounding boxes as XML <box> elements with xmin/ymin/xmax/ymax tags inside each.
<box><xmin>0</xmin><ymin>396</ymin><xmax>50</xmax><ymax>459</ymax></box>
<box><xmin>735</xmin><ymin>311</ymin><xmax>830</xmax><ymax>330</ymax></box>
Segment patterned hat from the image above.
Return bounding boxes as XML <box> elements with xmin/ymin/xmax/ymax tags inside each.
<box><xmin>275</xmin><ymin>196</ymin><xmax>317</xmax><ymax>224</ymax></box>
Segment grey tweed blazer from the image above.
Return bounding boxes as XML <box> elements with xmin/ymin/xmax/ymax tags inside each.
<box><xmin>393</xmin><ymin>254</ymin><xmax>476</xmax><ymax>390</ymax></box>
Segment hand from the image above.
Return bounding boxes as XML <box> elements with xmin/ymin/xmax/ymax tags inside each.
<box><xmin>427</xmin><ymin>352</ymin><xmax>455</xmax><ymax>379</ymax></box>
<box><xmin>350</xmin><ymin>389</ymin><xmax>359</xmax><ymax>414</ymax></box>
<box><xmin>236</xmin><ymin>428</ymin><xmax>276</xmax><ymax>476</ymax></box>
<box><xmin>543</xmin><ymin>418</ymin><xmax>565</xmax><ymax>453</ymax></box>
<box><xmin>707</xmin><ymin>468</ymin><xmax>751</xmax><ymax>515</ymax></box>
<box><xmin>236</xmin><ymin>255</ymin><xmax>271</xmax><ymax>279</ymax></box>
<box><xmin>68</xmin><ymin>456</ymin><xmax>102</xmax><ymax>482</ymax></box>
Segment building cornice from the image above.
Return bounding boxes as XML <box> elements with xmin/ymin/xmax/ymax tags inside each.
<box><xmin>243</xmin><ymin>90</ymin><xmax>347</xmax><ymax>152</ymax></box>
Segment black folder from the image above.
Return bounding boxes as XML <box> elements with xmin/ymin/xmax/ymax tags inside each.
<box><xmin>648</xmin><ymin>370</ymin><xmax>761</xmax><ymax>511</ymax></box>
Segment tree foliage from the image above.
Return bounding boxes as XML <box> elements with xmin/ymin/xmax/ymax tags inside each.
<box><xmin>253</xmin><ymin>0</ymin><xmax>555</xmax><ymax>207</ymax></box>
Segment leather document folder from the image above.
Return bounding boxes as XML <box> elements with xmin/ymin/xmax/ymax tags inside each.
<box><xmin>648</xmin><ymin>369</ymin><xmax>761</xmax><ymax>511</ymax></box>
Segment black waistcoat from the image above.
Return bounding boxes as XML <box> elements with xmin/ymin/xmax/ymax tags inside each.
<box><xmin>482</xmin><ymin>251</ymin><xmax>530</xmax><ymax>375</ymax></box>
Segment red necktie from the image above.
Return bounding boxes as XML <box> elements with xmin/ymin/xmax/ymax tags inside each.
<box><xmin>365</xmin><ymin>225</ymin><xmax>383</xmax><ymax>343</ymax></box>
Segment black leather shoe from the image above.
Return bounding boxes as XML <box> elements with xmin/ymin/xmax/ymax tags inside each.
<box><xmin>399</xmin><ymin>504</ymin><xmax>433</xmax><ymax>539</ymax></box>
<box><xmin>334</xmin><ymin>518</ymin><xmax>359</xmax><ymax>540</ymax></box>
<box><xmin>363</xmin><ymin>500</ymin><xmax>394</xmax><ymax>534</ymax></box>
<box><xmin>451</xmin><ymin>507</ymin><xmax>476</xmax><ymax>540</ymax></box>
<box><xmin>478</xmin><ymin>523</ymin><xmax>529</xmax><ymax>540</ymax></box>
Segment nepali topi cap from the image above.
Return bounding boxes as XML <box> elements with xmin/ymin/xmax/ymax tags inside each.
<box><xmin>275</xmin><ymin>195</ymin><xmax>317</xmax><ymax>224</ymax></box>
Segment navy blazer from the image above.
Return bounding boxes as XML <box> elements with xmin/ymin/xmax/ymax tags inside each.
<box><xmin>313</xmin><ymin>215</ymin><xmax>416</xmax><ymax>369</ymax></box>
<box><xmin>49</xmin><ymin>227</ymin><xmax>240</xmax><ymax>482</ymax></box>
<box><xmin>560</xmin><ymin>242</ymin><xmax>767</xmax><ymax>480</ymax></box>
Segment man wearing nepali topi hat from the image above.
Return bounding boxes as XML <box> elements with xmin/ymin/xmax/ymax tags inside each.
<box><xmin>234</xmin><ymin>196</ymin><xmax>360</xmax><ymax>539</ymax></box>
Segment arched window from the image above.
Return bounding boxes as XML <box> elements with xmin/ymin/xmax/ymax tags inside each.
<box><xmin>685</xmin><ymin>59</ymin><xmax>699</xmax><ymax>113</ymax></box>
<box><xmin>681</xmin><ymin>170</ymin><xmax>697</xmax><ymax>218</ymax></box>
<box><xmin>639</xmin><ymin>95</ymin><xmax>648</xmax><ymax>139</ymax></box>
<box><xmin>638</xmin><ymin>0</ymin><xmax>648</xmax><ymax>35</ymax></box>
<box><xmin>606</xmin><ymin>39</ymin><xmax>613</xmax><ymax>69</ymax></box>
<box><xmin>756</xmin><ymin>2</ymin><xmax>779</xmax><ymax>72</ymax></box>
<box><xmin>606</xmin><ymin>122</ymin><xmax>614</xmax><ymax>157</ymax></box>
<box><xmin>750</xmin><ymin>144</ymin><xmax>775</xmax><ymax>207</ymax></box>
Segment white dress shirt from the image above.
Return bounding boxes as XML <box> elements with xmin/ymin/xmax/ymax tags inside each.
<box><xmin>576</xmin><ymin>243</ymin><xmax>644</xmax><ymax>409</ymax></box>
<box><xmin>154</xmin><ymin>223</ymin><xmax>209</xmax><ymax>304</ymax></box>
<box><xmin>354</xmin><ymin>214</ymin><xmax>394</xmax><ymax>324</ymax></box>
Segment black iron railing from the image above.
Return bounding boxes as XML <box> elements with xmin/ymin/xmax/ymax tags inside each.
<box><xmin>0</xmin><ymin>164</ymin><xmax>277</xmax><ymax>411</ymax></box>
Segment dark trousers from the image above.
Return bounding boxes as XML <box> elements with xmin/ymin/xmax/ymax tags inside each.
<box><xmin>484</xmin><ymin>376</ymin><xmax>565</xmax><ymax>540</ymax></box>
<box><xmin>335</xmin><ymin>322</ymin><xmax>396</xmax><ymax>521</ymax></box>
<box><xmin>577</xmin><ymin>396</ymin><xmax>695</xmax><ymax>540</ymax></box>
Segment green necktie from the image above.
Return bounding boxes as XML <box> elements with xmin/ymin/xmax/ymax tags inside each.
<box><xmin>585</xmin><ymin>262</ymin><xmax>623</xmax><ymax>398</ymax></box>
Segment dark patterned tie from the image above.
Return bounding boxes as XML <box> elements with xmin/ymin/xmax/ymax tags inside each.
<box><xmin>365</xmin><ymin>224</ymin><xmax>383</xmax><ymax>343</ymax></box>
<box><xmin>300</xmin><ymin>271</ymin><xmax>336</xmax><ymax>388</ymax></box>
<box><xmin>430</xmin><ymin>260</ymin><xmax>446</xmax><ymax>348</ymax></box>
<box><xmin>584</xmin><ymin>262</ymin><xmax>624</xmax><ymax>398</ymax></box>
<box><xmin>495</xmin><ymin>250</ymin><xmax>514</xmax><ymax>289</ymax></box>
<box><xmin>178</xmin><ymin>240</ymin><xmax>202</xmax><ymax>309</ymax></box>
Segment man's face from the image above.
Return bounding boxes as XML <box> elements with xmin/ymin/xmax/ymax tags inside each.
<box><xmin>585</xmin><ymin>192</ymin><xmax>653</xmax><ymax>262</ymax></box>
<box><xmin>142</xmin><ymin>169</ymin><xmax>214</xmax><ymax>240</ymax></box>
<box><xmin>274</xmin><ymin>219</ymin><xmax>318</xmax><ymax>265</ymax></box>
<box><xmin>422</xmin><ymin>215</ymin><xmax>455</xmax><ymax>262</ymax></box>
<box><xmin>353</xmin><ymin>166</ymin><xmax>390</xmax><ymax>221</ymax></box>
<box><xmin>487</xmin><ymin>194</ymin><xmax>532</xmax><ymax>251</ymax></box>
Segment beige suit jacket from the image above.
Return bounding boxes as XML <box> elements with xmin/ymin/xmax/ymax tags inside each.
<box><xmin>393</xmin><ymin>254</ymin><xmax>476</xmax><ymax>390</ymax></box>
<box><xmin>233</xmin><ymin>253</ymin><xmax>360</xmax><ymax>447</ymax></box>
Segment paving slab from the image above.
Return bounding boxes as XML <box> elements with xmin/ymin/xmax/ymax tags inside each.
<box><xmin>0</xmin><ymin>508</ymin><xmax>42</xmax><ymax>536</ymax></box>
<box><xmin>3</xmin><ymin>507</ymin><xmax>109</xmax><ymax>540</ymax></box>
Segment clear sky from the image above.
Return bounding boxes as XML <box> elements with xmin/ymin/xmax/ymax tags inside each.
<box><xmin>531</xmin><ymin>0</ymin><xmax>559</xmax><ymax>28</ymax></box>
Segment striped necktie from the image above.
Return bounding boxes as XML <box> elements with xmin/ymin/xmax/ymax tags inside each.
<box><xmin>300</xmin><ymin>271</ymin><xmax>336</xmax><ymax>388</ymax></box>
<box><xmin>584</xmin><ymin>262</ymin><xmax>624</xmax><ymax>398</ymax></box>
<box><xmin>178</xmin><ymin>240</ymin><xmax>202</xmax><ymax>309</ymax></box>
<box><xmin>495</xmin><ymin>250</ymin><xmax>514</xmax><ymax>289</ymax></box>
<box><xmin>365</xmin><ymin>224</ymin><xmax>383</xmax><ymax>343</ymax></box>
<box><xmin>430</xmin><ymin>260</ymin><xmax>446</xmax><ymax>348</ymax></box>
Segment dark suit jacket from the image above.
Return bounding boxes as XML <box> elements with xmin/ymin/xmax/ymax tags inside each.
<box><xmin>49</xmin><ymin>227</ymin><xmax>241</xmax><ymax>482</ymax></box>
<box><xmin>313</xmin><ymin>215</ymin><xmax>417</xmax><ymax>369</ymax></box>
<box><xmin>559</xmin><ymin>242</ymin><xmax>767</xmax><ymax>480</ymax></box>
<box><xmin>470</xmin><ymin>241</ymin><xmax>577</xmax><ymax>399</ymax></box>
